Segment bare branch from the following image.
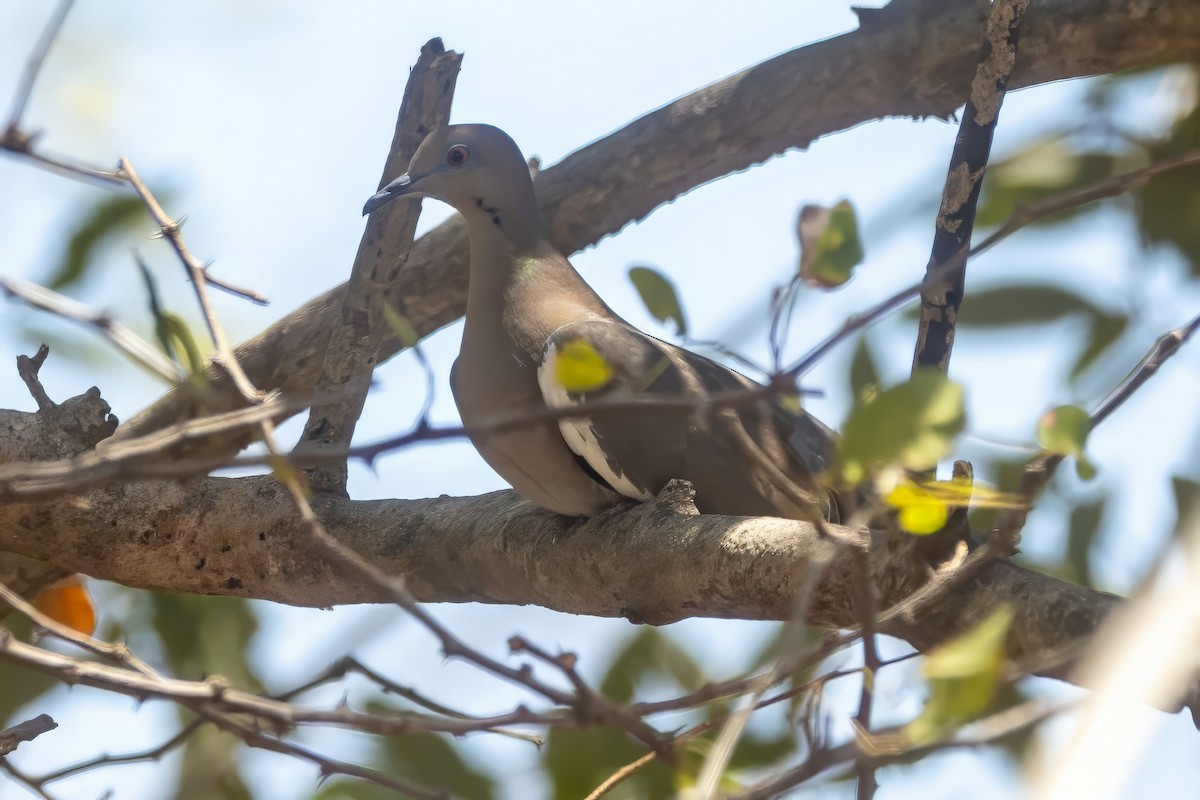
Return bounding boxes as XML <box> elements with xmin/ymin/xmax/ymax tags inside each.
<box><xmin>737</xmin><ymin>698</ymin><xmax>1066</xmax><ymax>799</ymax></box>
<box><xmin>117</xmin><ymin>158</ymin><xmax>261</xmax><ymax>403</ymax></box>
<box><xmin>16</xmin><ymin>345</ymin><xmax>54</xmax><ymax>412</ymax></box>
<box><xmin>853</xmin><ymin>550</ymin><xmax>883</xmax><ymax>800</ymax></box>
<box><xmin>995</xmin><ymin>310</ymin><xmax>1200</xmax><ymax>547</ymax></box>
<box><xmin>3</xmin><ymin>0</ymin><xmax>74</xmax><ymax>132</ymax></box>
<box><xmin>0</xmin><ymin>714</ymin><xmax>57</xmax><ymax>756</ymax></box>
<box><xmin>510</xmin><ymin>636</ymin><xmax>669</xmax><ymax>758</ymax></box>
<box><xmin>35</xmin><ymin>719</ymin><xmax>204</xmax><ymax>786</ymax></box>
<box><xmin>1</xmin><ymin>274</ymin><xmax>180</xmax><ymax>383</ymax></box>
<box><xmin>912</xmin><ymin>0</ymin><xmax>1029</xmax><ymax>377</ymax></box>
<box><xmin>296</xmin><ymin>37</ymin><xmax>460</xmax><ymax>495</ymax></box>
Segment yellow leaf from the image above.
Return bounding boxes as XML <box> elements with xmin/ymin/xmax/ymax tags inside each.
<box><xmin>884</xmin><ymin>478</ymin><xmax>1025</xmax><ymax>536</ymax></box>
<box><xmin>885</xmin><ymin>482</ymin><xmax>949</xmax><ymax>535</ymax></box>
<box><xmin>898</xmin><ymin>499</ymin><xmax>949</xmax><ymax>535</ymax></box>
<box><xmin>553</xmin><ymin>340</ymin><xmax>613</xmax><ymax>393</ymax></box>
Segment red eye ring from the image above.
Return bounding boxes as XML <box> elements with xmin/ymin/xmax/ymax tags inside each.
<box><xmin>446</xmin><ymin>144</ymin><xmax>470</xmax><ymax>167</ymax></box>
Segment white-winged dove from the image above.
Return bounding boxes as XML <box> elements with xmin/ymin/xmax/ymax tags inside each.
<box><xmin>364</xmin><ymin>124</ymin><xmax>837</xmax><ymax>521</ymax></box>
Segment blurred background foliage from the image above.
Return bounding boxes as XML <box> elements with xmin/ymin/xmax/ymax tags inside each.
<box><xmin>1</xmin><ymin>10</ymin><xmax>1198</xmax><ymax>796</ymax></box>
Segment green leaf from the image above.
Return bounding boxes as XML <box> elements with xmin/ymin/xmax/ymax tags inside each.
<box><xmin>151</xmin><ymin>594</ymin><xmax>263</xmax><ymax>691</ymax></box>
<box><xmin>796</xmin><ymin>200</ymin><xmax>864</xmax><ymax>288</ymax></box>
<box><xmin>375</xmin><ymin>725</ymin><xmax>496</xmax><ymax>800</ymax></box>
<box><xmin>1138</xmin><ymin>101</ymin><xmax>1200</xmax><ymax>277</ymax></box>
<box><xmin>1036</xmin><ymin>404</ymin><xmax>1091</xmax><ymax>457</ymax></box>
<box><xmin>0</xmin><ymin>619</ymin><xmax>57</xmax><ymax>730</ymax></box>
<box><xmin>545</xmin><ymin>726</ymin><xmax>673</xmax><ymax>800</ymax></box>
<box><xmin>839</xmin><ymin>370</ymin><xmax>966</xmax><ymax>484</ymax></box>
<box><xmin>174</xmin><ymin>722</ymin><xmax>253</xmax><ymax>800</ymax></box>
<box><xmin>976</xmin><ymin>139</ymin><xmax>1122</xmax><ymax>230</ymax></box>
<box><xmin>969</xmin><ymin>458</ymin><xmax>1028</xmax><ymax>533</ymax></box>
<box><xmin>136</xmin><ymin>257</ymin><xmax>204</xmax><ymax>379</ymax></box>
<box><xmin>382</xmin><ymin>302</ymin><xmax>421</xmax><ymax>347</ymax></box>
<box><xmin>908</xmin><ymin>605</ymin><xmax>1014</xmax><ymax>743</ymax></box>
<box><xmin>161</xmin><ymin>312</ymin><xmax>207</xmax><ymax>376</ymax></box>
<box><xmin>1071</xmin><ymin>313</ymin><xmax>1129</xmax><ymax>380</ymax></box>
<box><xmin>1064</xmin><ymin>500</ymin><xmax>1103</xmax><ymax>586</ymax></box>
<box><xmin>848</xmin><ymin>335</ymin><xmax>880</xmax><ymax>400</ymax></box>
<box><xmin>1075</xmin><ymin>456</ymin><xmax>1098</xmax><ymax>481</ymax></box>
<box><xmin>553</xmin><ymin>339</ymin><xmax>613</xmax><ymax>394</ymax></box>
<box><xmin>954</xmin><ymin>286</ymin><xmax>1101</xmax><ymax>328</ymax></box>
<box><xmin>628</xmin><ymin>266</ymin><xmax>688</xmax><ymax>336</ymax></box>
<box><xmin>599</xmin><ymin>628</ymin><xmax>704</xmax><ymax>704</ymax></box>
<box><xmin>48</xmin><ymin>194</ymin><xmax>156</xmax><ymax>290</ymax></box>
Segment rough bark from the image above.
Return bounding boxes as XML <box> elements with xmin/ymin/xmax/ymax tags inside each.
<box><xmin>0</xmin><ymin>427</ymin><xmax>1115</xmax><ymax>676</ymax></box>
<box><xmin>0</xmin><ymin>388</ymin><xmax>118</xmax><ymax>605</ymax></box>
<box><xmin>0</xmin><ymin>388</ymin><xmax>1122</xmax><ymax>670</ymax></box>
<box><xmin>111</xmin><ymin>0</ymin><xmax>1200</xmax><ymax>453</ymax></box>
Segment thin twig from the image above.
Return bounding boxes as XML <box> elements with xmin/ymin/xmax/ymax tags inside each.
<box><xmin>117</xmin><ymin>158</ymin><xmax>261</xmax><ymax>401</ymax></box>
<box><xmin>0</xmin><ymin>0</ymin><xmax>122</xmax><ymax>186</ymax></box>
<box><xmin>737</xmin><ymin>698</ymin><xmax>1064</xmax><ymax>800</ymax></box>
<box><xmin>509</xmin><ymin>636</ymin><xmax>668</xmax><ymax>758</ymax></box>
<box><xmin>277</xmin><ymin>656</ymin><xmax>544</xmax><ymax>746</ymax></box>
<box><xmin>852</xmin><ymin>549</ymin><xmax>882</xmax><ymax>800</ymax></box>
<box><xmin>16</xmin><ymin>344</ymin><xmax>55</xmax><ymax>412</ymax></box>
<box><xmin>3</xmin><ymin>0</ymin><xmax>74</xmax><ymax>132</ymax></box>
<box><xmin>585</xmin><ymin>654</ymin><xmax>918</xmax><ymax>800</ymax></box>
<box><xmin>0</xmin><ymin>393</ymin><xmax>296</xmax><ymax>500</ymax></box>
<box><xmin>781</xmin><ymin>148</ymin><xmax>1200</xmax><ymax>381</ymax></box>
<box><xmin>583</xmin><ymin>751</ymin><xmax>657</xmax><ymax>800</ymax></box>
<box><xmin>694</xmin><ymin>556</ymin><xmax>833</xmax><ymax>799</ymax></box>
<box><xmin>0</xmin><ymin>581</ymin><xmax>161</xmax><ymax>679</ymax></box>
<box><xmin>994</xmin><ymin>310</ymin><xmax>1200</xmax><ymax>546</ymax></box>
<box><xmin>0</xmin><ymin>756</ymin><xmax>60</xmax><ymax>800</ymax></box>
<box><xmin>33</xmin><ymin>718</ymin><xmax>204</xmax><ymax>785</ymax></box>
<box><xmin>200</xmin><ymin>266</ymin><xmax>269</xmax><ymax>305</ymax></box>
<box><xmin>1</xmin><ymin>275</ymin><xmax>180</xmax><ymax>383</ymax></box>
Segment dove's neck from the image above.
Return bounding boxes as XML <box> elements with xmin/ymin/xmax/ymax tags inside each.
<box><xmin>462</xmin><ymin>210</ymin><xmax>611</xmax><ymax>360</ymax></box>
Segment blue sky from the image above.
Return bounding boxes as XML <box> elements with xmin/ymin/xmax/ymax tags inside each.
<box><xmin>1</xmin><ymin>2</ymin><xmax>1198</xmax><ymax>798</ymax></box>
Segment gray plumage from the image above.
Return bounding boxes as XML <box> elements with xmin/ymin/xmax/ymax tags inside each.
<box><xmin>365</xmin><ymin>124</ymin><xmax>837</xmax><ymax>520</ymax></box>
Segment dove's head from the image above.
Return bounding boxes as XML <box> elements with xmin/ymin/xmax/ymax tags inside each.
<box><xmin>363</xmin><ymin>124</ymin><xmax>540</xmax><ymax>236</ymax></box>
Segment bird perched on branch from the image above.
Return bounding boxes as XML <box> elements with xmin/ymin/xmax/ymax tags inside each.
<box><xmin>364</xmin><ymin>124</ymin><xmax>837</xmax><ymax>522</ymax></box>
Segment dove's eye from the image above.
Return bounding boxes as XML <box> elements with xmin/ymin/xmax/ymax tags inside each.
<box><xmin>446</xmin><ymin>145</ymin><xmax>470</xmax><ymax>167</ymax></box>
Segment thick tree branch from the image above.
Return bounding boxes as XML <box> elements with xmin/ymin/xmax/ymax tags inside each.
<box><xmin>912</xmin><ymin>0</ymin><xmax>1028</xmax><ymax>375</ymax></box>
<box><xmin>111</xmin><ymin>0</ymin><xmax>1200</xmax><ymax>452</ymax></box>
<box><xmin>0</xmin><ymin>381</ymin><xmax>117</xmax><ymax>614</ymax></box>
<box><xmin>0</xmin><ymin>463</ymin><xmax>1118</xmax><ymax>674</ymax></box>
<box><xmin>296</xmin><ymin>38</ymin><xmax>460</xmax><ymax>495</ymax></box>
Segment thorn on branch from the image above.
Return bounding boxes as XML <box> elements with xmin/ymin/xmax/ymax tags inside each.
<box><xmin>17</xmin><ymin>344</ymin><xmax>55</xmax><ymax>412</ymax></box>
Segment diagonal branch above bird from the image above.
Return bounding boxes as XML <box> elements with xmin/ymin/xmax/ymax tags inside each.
<box><xmin>364</xmin><ymin>124</ymin><xmax>838</xmax><ymax>522</ymax></box>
